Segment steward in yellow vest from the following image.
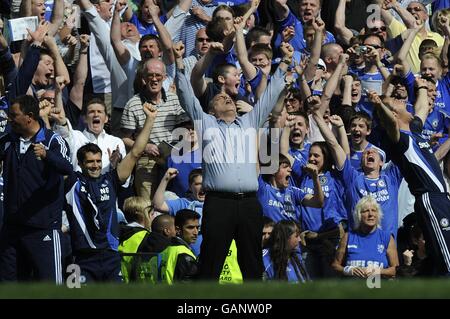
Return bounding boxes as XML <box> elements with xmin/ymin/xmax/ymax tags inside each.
<box><xmin>148</xmin><ymin>236</ymin><xmax>198</xmax><ymax>284</ymax></box>
<box><xmin>118</xmin><ymin>214</ymin><xmax>176</xmax><ymax>282</ymax></box>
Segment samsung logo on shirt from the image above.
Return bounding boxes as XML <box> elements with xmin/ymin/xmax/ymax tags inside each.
<box><xmin>268</xmin><ymin>200</ymin><xmax>283</xmax><ymax>208</ymax></box>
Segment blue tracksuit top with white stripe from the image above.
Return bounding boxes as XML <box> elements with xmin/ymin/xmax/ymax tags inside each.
<box><xmin>0</xmin><ymin>122</ymin><xmax>72</xmax><ymax>229</ymax></box>
<box><xmin>385</xmin><ymin>117</ymin><xmax>447</xmax><ymax>195</ymax></box>
<box><xmin>65</xmin><ymin>170</ymin><xmax>121</xmax><ymax>252</ymax></box>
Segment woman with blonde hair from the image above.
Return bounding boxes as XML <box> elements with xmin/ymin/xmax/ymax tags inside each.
<box><xmin>122</xmin><ymin>196</ymin><xmax>155</xmax><ymax>230</ymax></box>
<box><xmin>332</xmin><ymin>196</ymin><xmax>399</xmax><ymax>279</ymax></box>
<box><xmin>119</xmin><ymin>196</ymin><xmax>160</xmax><ymax>282</ymax></box>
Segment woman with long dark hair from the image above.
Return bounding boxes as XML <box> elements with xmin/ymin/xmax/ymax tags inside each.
<box><xmin>263</xmin><ymin>220</ymin><xmax>309</xmax><ymax>282</ymax></box>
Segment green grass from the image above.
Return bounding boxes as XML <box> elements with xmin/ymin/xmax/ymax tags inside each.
<box><xmin>0</xmin><ymin>279</ymin><xmax>449</xmax><ymax>299</ymax></box>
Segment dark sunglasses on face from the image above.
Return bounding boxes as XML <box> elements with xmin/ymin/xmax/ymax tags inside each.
<box><xmin>364</xmin><ymin>44</ymin><xmax>383</xmax><ymax>50</ymax></box>
<box><xmin>407</xmin><ymin>6</ymin><xmax>423</xmax><ymax>13</ymax></box>
<box><xmin>196</xmin><ymin>37</ymin><xmax>210</xmax><ymax>43</ymax></box>
<box><xmin>369</xmin><ymin>26</ymin><xmax>387</xmax><ymax>32</ymax></box>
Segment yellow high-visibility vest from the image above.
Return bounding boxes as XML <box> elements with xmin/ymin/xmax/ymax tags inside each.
<box><xmin>219</xmin><ymin>240</ymin><xmax>243</xmax><ymax>284</ymax></box>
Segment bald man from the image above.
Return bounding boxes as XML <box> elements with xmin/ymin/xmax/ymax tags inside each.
<box><xmin>121</xmin><ymin>58</ymin><xmax>188</xmax><ymax>199</ymax></box>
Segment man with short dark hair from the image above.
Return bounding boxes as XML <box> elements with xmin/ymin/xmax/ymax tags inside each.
<box><xmin>0</xmin><ymin>95</ymin><xmax>72</xmax><ymax>283</ymax></box>
<box><xmin>65</xmin><ymin>103</ymin><xmax>157</xmax><ymax>283</ymax></box>
<box><xmin>148</xmin><ymin>209</ymin><xmax>200</xmax><ymax>284</ymax></box>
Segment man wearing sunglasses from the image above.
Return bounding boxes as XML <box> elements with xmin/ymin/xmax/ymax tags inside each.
<box><xmin>378</xmin><ymin>0</ymin><xmax>444</xmax><ymax>73</ymax></box>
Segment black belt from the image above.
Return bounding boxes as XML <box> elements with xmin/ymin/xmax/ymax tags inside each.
<box><xmin>207</xmin><ymin>191</ymin><xmax>257</xmax><ymax>199</ymax></box>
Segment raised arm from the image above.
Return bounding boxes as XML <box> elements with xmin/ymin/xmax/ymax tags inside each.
<box><xmin>439</xmin><ymin>16</ymin><xmax>450</xmax><ymax>73</ymax></box>
<box><xmin>375</xmin><ymin>0</ymin><xmax>394</xmax><ymax>27</ymax></box>
<box><xmin>273</xmin><ymin>0</ymin><xmax>290</xmax><ymax>21</ymax></box>
<box><xmin>394</xmin><ymin>22</ymin><xmax>423</xmax><ymax>75</ymax></box>
<box><xmin>50</xmin><ymin>76</ymin><xmax>68</xmax><ymax>127</ymax></box>
<box><xmin>70</xmin><ymin>34</ymin><xmax>90</xmax><ymax>110</ymax></box>
<box><xmin>311</xmin><ymin>98</ymin><xmax>347</xmax><ymax>169</ymax></box>
<box><xmin>302</xmin><ymin>163</ymin><xmax>324</xmax><ymax>208</ymax></box>
<box><xmin>304</xmin><ymin>18</ymin><xmax>324</xmax><ymax>82</ymax></box>
<box><xmin>111</xmin><ymin>2</ymin><xmax>131</xmax><ymax>66</ymax></box>
<box><xmin>149</xmin><ymin>4</ymin><xmax>175</xmax><ymax>65</ymax></box>
<box><xmin>120</xmin><ymin>0</ymin><xmax>133</xmax><ymax>21</ymax></box>
<box><xmin>371</xmin><ymin>92</ymin><xmax>400</xmax><ymax>142</ymax></box>
<box><xmin>387</xmin><ymin>0</ymin><xmax>417</xmax><ymax>29</ymax></box>
<box><xmin>234</xmin><ymin>16</ymin><xmax>257</xmax><ymax>82</ymax></box>
<box><xmin>153</xmin><ymin>168</ymin><xmax>178</xmax><ymax>213</ymax></box>
<box><xmin>334</xmin><ymin>0</ymin><xmax>354</xmax><ymax>46</ymax></box>
<box><xmin>341</xmin><ymin>74</ymin><xmax>353</xmax><ymax>107</ymax></box>
<box><xmin>190</xmin><ymin>42</ymin><xmax>222</xmax><ymax>97</ymax></box>
<box><xmin>332</xmin><ymin>115</ymin><xmax>350</xmax><ymax>156</ymax></box>
<box><xmin>77</xmin><ymin>0</ymin><xmax>94</xmax><ymax>11</ymax></box>
<box><xmin>270</xmin><ymin>90</ymin><xmax>287</xmax><ymax>128</ymax></box>
<box><xmin>320</xmin><ymin>53</ymin><xmax>349</xmax><ymax>113</ymax></box>
<box><xmin>117</xmin><ymin>104</ymin><xmax>158</xmax><ymax>183</ymax></box>
<box><xmin>175</xmin><ymin>62</ymin><xmax>206</xmax><ymax>121</ymax></box>
<box><xmin>20</xmin><ymin>0</ymin><xmax>31</xmax><ymax>17</ymax></box>
<box><xmin>413</xmin><ymin>77</ymin><xmax>432</xmax><ymax>125</ymax></box>
<box><xmin>44</xmin><ymin>36</ymin><xmax>71</xmax><ymax>87</ymax></box>
<box><xmin>48</xmin><ymin>0</ymin><xmax>64</xmax><ymax>37</ymax></box>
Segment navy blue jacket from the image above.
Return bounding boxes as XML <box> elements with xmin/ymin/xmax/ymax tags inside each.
<box><xmin>0</xmin><ymin>121</ymin><xmax>72</xmax><ymax>229</ymax></box>
<box><xmin>65</xmin><ymin>171</ymin><xmax>121</xmax><ymax>252</ymax></box>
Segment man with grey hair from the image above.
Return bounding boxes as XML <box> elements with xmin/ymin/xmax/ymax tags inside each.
<box><xmin>175</xmin><ymin>41</ymin><xmax>293</xmax><ymax>281</ymax></box>
<box><xmin>121</xmin><ymin>58</ymin><xmax>188</xmax><ymax>199</ymax></box>
<box><xmin>378</xmin><ymin>0</ymin><xmax>444</xmax><ymax>73</ymax></box>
